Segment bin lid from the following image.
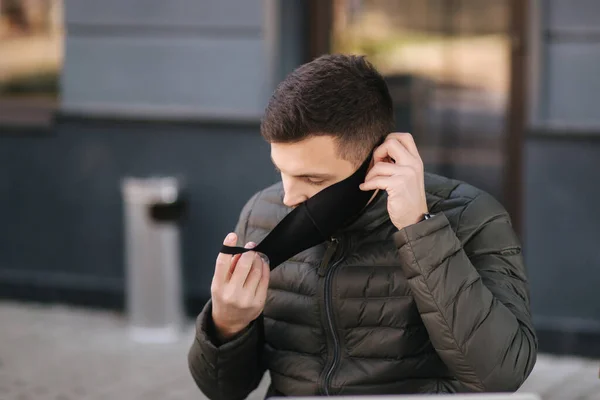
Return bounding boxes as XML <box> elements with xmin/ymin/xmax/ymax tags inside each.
<box><xmin>121</xmin><ymin>177</ymin><xmax>181</xmax><ymax>205</ymax></box>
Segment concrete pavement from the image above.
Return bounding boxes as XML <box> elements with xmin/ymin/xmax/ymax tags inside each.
<box><xmin>0</xmin><ymin>301</ymin><xmax>598</xmax><ymax>399</ymax></box>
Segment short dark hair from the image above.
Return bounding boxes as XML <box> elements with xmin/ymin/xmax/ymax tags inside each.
<box><xmin>261</xmin><ymin>54</ymin><xmax>395</xmax><ymax>165</ymax></box>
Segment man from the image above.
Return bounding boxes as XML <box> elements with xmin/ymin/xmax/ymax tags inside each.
<box><xmin>188</xmin><ymin>54</ymin><xmax>537</xmax><ymax>398</ymax></box>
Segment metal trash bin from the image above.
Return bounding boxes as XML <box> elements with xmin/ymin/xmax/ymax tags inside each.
<box><xmin>121</xmin><ymin>177</ymin><xmax>186</xmax><ymax>343</ymax></box>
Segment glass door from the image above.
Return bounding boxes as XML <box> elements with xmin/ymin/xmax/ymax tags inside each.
<box><xmin>330</xmin><ymin>0</ymin><xmax>520</xmax><ymax>219</ymax></box>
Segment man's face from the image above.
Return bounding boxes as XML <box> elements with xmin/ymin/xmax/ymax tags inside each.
<box><xmin>270</xmin><ymin>136</ymin><xmax>356</xmax><ymax>208</ymax></box>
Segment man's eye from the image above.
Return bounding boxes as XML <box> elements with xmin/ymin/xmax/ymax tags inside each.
<box><xmin>306</xmin><ymin>179</ymin><xmax>325</xmax><ymax>186</ymax></box>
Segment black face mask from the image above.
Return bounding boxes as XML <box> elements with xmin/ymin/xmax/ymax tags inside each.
<box><xmin>220</xmin><ymin>153</ymin><xmax>375</xmax><ymax>270</ymax></box>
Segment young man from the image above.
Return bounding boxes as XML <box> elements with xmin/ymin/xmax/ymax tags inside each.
<box><xmin>188</xmin><ymin>54</ymin><xmax>537</xmax><ymax>398</ymax></box>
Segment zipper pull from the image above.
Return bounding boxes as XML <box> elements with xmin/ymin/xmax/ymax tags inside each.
<box><xmin>318</xmin><ymin>237</ymin><xmax>339</xmax><ymax>277</ymax></box>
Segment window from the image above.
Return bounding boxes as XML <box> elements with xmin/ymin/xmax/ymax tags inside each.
<box><xmin>0</xmin><ymin>0</ymin><xmax>64</xmax><ymax>126</ymax></box>
<box><xmin>331</xmin><ymin>0</ymin><xmax>514</xmax><ymax>204</ymax></box>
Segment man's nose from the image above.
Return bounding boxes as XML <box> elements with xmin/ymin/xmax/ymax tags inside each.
<box><xmin>282</xmin><ymin>180</ymin><xmax>307</xmax><ymax>208</ymax></box>
<box><xmin>283</xmin><ymin>191</ymin><xmax>307</xmax><ymax>208</ymax></box>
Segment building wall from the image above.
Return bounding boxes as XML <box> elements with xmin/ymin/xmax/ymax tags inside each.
<box><xmin>0</xmin><ymin>0</ymin><xmax>294</xmax><ymax>314</ymax></box>
<box><xmin>2</xmin><ymin>0</ymin><xmax>599</xmax><ymax>358</ymax></box>
<box><xmin>61</xmin><ymin>0</ymin><xmax>274</xmax><ymax>119</ymax></box>
<box><xmin>525</xmin><ymin>0</ymin><xmax>600</xmax><ymax>357</ymax></box>
<box><xmin>0</xmin><ymin>119</ymin><xmax>276</xmax><ymax>314</ymax></box>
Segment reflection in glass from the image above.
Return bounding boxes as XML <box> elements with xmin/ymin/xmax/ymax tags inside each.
<box><xmin>332</xmin><ymin>0</ymin><xmax>511</xmax><ymax>202</ymax></box>
<box><xmin>0</xmin><ymin>0</ymin><xmax>64</xmax><ymax>123</ymax></box>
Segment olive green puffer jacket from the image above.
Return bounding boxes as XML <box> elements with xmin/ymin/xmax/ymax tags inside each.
<box><xmin>188</xmin><ymin>172</ymin><xmax>537</xmax><ymax>399</ymax></box>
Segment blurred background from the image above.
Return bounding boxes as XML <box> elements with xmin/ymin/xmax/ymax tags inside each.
<box><xmin>0</xmin><ymin>0</ymin><xmax>599</xmax><ymax>399</ymax></box>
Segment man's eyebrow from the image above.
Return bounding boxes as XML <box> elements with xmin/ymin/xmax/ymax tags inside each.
<box><xmin>270</xmin><ymin>155</ymin><xmax>334</xmax><ymax>179</ymax></box>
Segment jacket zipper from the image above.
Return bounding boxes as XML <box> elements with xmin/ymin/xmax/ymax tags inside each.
<box><xmin>318</xmin><ymin>237</ymin><xmax>345</xmax><ymax>396</ymax></box>
<box><xmin>318</xmin><ymin>237</ymin><xmax>339</xmax><ymax>277</ymax></box>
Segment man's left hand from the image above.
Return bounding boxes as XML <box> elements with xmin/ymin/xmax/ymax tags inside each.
<box><xmin>359</xmin><ymin>133</ymin><xmax>429</xmax><ymax>230</ymax></box>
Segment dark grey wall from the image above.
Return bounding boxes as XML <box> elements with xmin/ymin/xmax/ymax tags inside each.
<box><xmin>525</xmin><ymin>0</ymin><xmax>600</xmax><ymax>356</ymax></box>
<box><xmin>525</xmin><ymin>138</ymin><xmax>600</xmax><ymax>326</ymax></box>
<box><xmin>0</xmin><ymin>119</ymin><xmax>277</xmax><ymax>313</ymax></box>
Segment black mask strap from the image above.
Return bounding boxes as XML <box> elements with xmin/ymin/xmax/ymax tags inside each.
<box><xmin>220</xmin><ymin>142</ymin><xmax>379</xmax><ymax>269</ymax></box>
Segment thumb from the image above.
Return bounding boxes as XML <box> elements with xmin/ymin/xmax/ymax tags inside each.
<box><xmin>223</xmin><ymin>232</ymin><xmax>237</xmax><ymax>246</ymax></box>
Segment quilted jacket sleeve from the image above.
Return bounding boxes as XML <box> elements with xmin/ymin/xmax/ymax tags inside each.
<box><xmin>187</xmin><ymin>192</ymin><xmax>266</xmax><ymax>400</ymax></box>
<box><xmin>394</xmin><ymin>192</ymin><xmax>537</xmax><ymax>392</ymax></box>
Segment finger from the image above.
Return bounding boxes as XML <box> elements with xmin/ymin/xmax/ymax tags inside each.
<box><xmin>388</xmin><ymin>133</ymin><xmax>420</xmax><ymax>159</ymax></box>
<box><xmin>361</xmin><ymin>166</ymin><xmax>415</xmax><ymax>191</ymax></box>
<box><xmin>359</xmin><ymin>176</ymin><xmax>393</xmax><ymax>192</ymax></box>
<box><xmin>384</xmin><ymin>136</ymin><xmax>415</xmax><ymax>164</ymax></box>
<box><xmin>364</xmin><ymin>161</ymin><xmax>401</xmax><ymax>183</ymax></box>
<box><xmin>228</xmin><ymin>242</ymin><xmax>255</xmax><ymax>278</ymax></box>
<box><xmin>255</xmin><ymin>260</ymin><xmax>270</xmax><ymax>299</ymax></box>
<box><xmin>228</xmin><ymin>254</ymin><xmax>242</xmax><ymax>278</ymax></box>
<box><xmin>243</xmin><ymin>255</ymin><xmax>263</xmax><ymax>291</ymax></box>
<box><xmin>373</xmin><ymin>136</ymin><xmax>415</xmax><ymax>166</ymax></box>
<box><xmin>214</xmin><ymin>232</ymin><xmax>237</xmax><ymax>284</ymax></box>
<box><xmin>230</xmin><ymin>251</ymin><xmax>258</xmax><ymax>289</ymax></box>
<box><xmin>365</xmin><ymin>163</ymin><xmax>414</xmax><ymax>183</ymax></box>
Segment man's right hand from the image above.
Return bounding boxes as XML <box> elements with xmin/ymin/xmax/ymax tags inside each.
<box><xmin>211</xmin><ymin>232</ymin><xmax>270</xmax><ymax>341</ymax></box>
